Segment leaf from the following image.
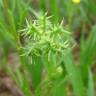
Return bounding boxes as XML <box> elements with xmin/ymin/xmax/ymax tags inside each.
<box><xmin>63</xmin><ymin>49</ymin><xmax>85</xmax><ymax>96</ymax></box>
<box><xmin>51</xmin><ymin>76</ymin><xmax>68</xmax><ymax>96</ymax></box>
<box><xmin>87</xmin><ymin>69</ymin><xmax>94</xmax><ymax>96</ymax></box>
<box><xmin>80</xmin><ymin>25</ymin><xmax>96</xmax><ymax>82</ymax></box>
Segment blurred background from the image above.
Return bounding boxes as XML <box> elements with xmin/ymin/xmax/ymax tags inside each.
<box><xmin>0</xmin><ymin>0</ymin><xmax>96</xmax><ymax>96</ymax></box>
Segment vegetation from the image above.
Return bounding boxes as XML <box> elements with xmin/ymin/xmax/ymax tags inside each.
<box><xmin>0</xmin><ymin>0</ymin><xmax>96</xmax><ymax>96</ymax></box>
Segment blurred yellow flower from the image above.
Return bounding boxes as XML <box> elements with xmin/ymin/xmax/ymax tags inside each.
<box><xmin>72</xmin><ymin>0</ymin><xmax>80</xmax><ymax>4</ymax></box>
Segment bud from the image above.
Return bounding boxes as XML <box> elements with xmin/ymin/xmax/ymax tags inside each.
<box><xmin>56</xmin><ymin>66</ymin><xmax>63</xmax><ymax>75</ymax></box>
<box><xmin>50</xmin><ymin>66</ymin><xmax>63</xmax><ymax>79</ymax></box>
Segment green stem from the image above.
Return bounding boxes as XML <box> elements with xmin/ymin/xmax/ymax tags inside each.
<box><xmin>3</xmin><ymin>0</ymin><xmax>25</xmax><ymax>70</ymax></box>
<box><xmin>3</xmin><ymin>0</ymin><xmax>19</xmax><ymax>43</ymax></box>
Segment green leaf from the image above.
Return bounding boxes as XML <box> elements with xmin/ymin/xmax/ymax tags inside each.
<box><xmin>63</xmin><ymin>49</ymin><xmax>85</xmax><ymax>96</ymax></box>
<box><xmin>80</xmin><ymin>25</ymin><xmax>96</xmax><ymax>82</ymax></box>
<box><xmin>28</xmin><ymin>55</ymin><xmax>43</xmax><ymax>89</ymax></box>
<box><xmin>87</xmin><ymin>69</ymin><xmax>94</xmax><ymax>96</ymax></box>
<box><xmin>51</xmin><ymin>76</ymin><xmax>67</xmax><ymax>96</ymax></box>
<box><xmin>49</xmin><ymin>0</ymin><xmax>59</xmax><ymax>23</ymax></box>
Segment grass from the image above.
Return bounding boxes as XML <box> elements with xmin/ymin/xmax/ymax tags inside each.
<box><xmin>0</xmin><ymin>0</ymin><xmax>96</xmax><ymax>96</ymax></box>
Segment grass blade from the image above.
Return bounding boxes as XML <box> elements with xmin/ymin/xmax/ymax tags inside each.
<box><xmin>63</xmin><ymin>49</ymin><xmax>85</xmax><ymax>96</ymax></box>
<box><xmin>80</xmin><ymin>25</ymin><xmax>96</xmax><ymax>82</ymax></box>
<box><xmin>87</xmin><ymin>69</ymin><xmax>94</xmax><ymax>96</ymax></box>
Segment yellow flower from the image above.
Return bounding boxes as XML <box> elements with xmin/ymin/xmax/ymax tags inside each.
<box><xmin>72</xmin><ymin>0</ymin><xmax>80</xmax><ymax>4</ymax></box>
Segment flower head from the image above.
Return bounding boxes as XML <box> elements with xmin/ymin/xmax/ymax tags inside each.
<box><xmin>72</xmin><ymin>0</ymin><xmax>80</xmax><ymax>4</ymax></box>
